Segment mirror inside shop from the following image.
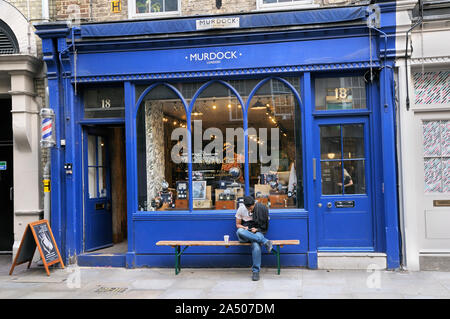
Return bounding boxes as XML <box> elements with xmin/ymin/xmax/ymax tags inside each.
<box><xmin>136</xmin><ymin>78</ymin><xmax>304</xmax><ymax>211</ymax></box>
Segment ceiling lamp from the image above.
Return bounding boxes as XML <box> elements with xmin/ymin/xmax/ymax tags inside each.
<box><xmin>192</xmin><ymin>104</ymin><xmax>203</xmax><ymax>116</ymax></box>
<box><xmin>251</xmin><ymin>98</ymin><xmax>266</xmax><ymax>110</ymax></box>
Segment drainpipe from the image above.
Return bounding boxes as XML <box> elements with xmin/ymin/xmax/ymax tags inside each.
<box><xmin>42</xmin><ymin>0</ymin><xmax>50</xmax><ymax>21</ymax></box>
<box><xmin>405</xmin><ymin>0</ymin><xmax>424</xmax><ymax>111</ymax></box>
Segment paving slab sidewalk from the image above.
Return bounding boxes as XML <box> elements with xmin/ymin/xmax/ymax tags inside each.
<box><xmin>1</xmin><ymin>255</ymin><xmax>449</xmax><ymax>299</ymax></box>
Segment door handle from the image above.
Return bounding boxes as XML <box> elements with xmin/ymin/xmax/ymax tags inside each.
<box><xmin>10</xmin><ymin>187</ymin><xmax>13</xmax><ymax>201</ymax></box>
<box><xmin>327</xmin><ymin>202</ymin><xmax>332</xmax><ymax>209</ymax></box>
<box><xmin>313</xmin><ymin>158</ymin><xmax>316</xmax><ymax>181</ymax></box>
<box><xmin>317</xmin><ymin>203</ymin><xmax>322</xmax><ymax>208</ymax></box>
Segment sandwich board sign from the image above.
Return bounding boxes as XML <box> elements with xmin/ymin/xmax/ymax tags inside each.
<box><xmin>9</xmin><ymin>219</ymin><xmax>64</xmax><ymax>276</ymax></box>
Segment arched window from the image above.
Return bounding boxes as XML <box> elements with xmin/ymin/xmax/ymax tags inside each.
<box><xmin>0</xmin><ymin>20</ymin><xmax>19</xmax><ymax>54</ymax></box>
<box><xmin>136</xmin><ymin>84</ymin><xmax>188</xmax><ymax>211</ymax></box>
<box><xmin>189</xmin><ymin>81</ymin><xmax>245</xmax><ymax>210</ymax></box>
<box><xmin>247</xmin><ymin>77</ymin><xmax>304</xmax><ymax>208</ymax></box>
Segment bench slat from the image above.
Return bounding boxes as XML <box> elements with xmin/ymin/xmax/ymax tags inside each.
<box><xmin>156</xmin><ymin>240</ymin><xmax>299</xmax><ymax>246</ymax></box>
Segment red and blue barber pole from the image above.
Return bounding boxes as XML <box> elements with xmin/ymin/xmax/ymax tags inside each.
<box><xmin>40</xmin><ymin>108</ymin><xmax>56</xmax><ymax>148</ymax></box>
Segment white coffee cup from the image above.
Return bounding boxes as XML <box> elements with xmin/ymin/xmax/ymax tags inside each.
<box><xmin>224</xmin><ymin>235</ymin><xmax>229</xmax><ymax>243</ymax></box>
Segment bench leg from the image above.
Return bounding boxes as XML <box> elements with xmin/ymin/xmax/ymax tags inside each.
<box><xmin>175</xmin><ymin>246</ymin><xmax>181</xmax><ymax>275</ymax></box>
<box><xmin>271</xmin><ymin>245</ymin><xmax>281</xmax><ymax>275</ymax></box>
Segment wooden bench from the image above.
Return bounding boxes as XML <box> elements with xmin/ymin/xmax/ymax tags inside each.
<box><xmin>156</xmin><ymin>240</ymin><xmax>300</xmax><ymax>275</ymax></box>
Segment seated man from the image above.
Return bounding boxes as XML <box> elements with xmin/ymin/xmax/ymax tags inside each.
<box><xmin>235</xmin><ymin>196</ymin><xmax>272</xmax><ymax>281</ymax></box>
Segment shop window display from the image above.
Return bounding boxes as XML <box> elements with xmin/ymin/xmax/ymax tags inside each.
<box><xmin>136</xmin><ymin>84</ymin><xmax>188</xmax><ymax>211</ymax></box>
<box><xmin>136</xmin><ymin>78</ymin><xmax>304</xmax><ymax>212</ymax></box>
<box><xmin>248</xmin><ymin>78</ymin><xmax>303</xmax><ymax>209</ymax></box>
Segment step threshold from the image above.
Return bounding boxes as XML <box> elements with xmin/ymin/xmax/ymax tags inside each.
<box><xmin>318</xmin><ymin>252</ymin><xmax>387</xmax><ymax>270</ymax></box>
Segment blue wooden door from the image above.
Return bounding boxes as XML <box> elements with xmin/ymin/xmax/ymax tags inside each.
<box><xmin>314</xmin><ymin>117</ymin><xmax>374</xmax><ymax>250</ymax></box>
<box><xmin>83</xmin><ymin>130</ymin><xmax>113</xmax><ymax>252</ymax></box>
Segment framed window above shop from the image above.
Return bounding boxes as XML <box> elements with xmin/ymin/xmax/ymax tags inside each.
<box><xmin>129</xmin><ymin>0</ymin><xmax>181</xmax><ymax>19</ymax></box>
<box><xmin>256</xmin><ymin>0</ymin><xmax>317</xmax><ymax>11</ymax></box>
<box><xmin>82</xmin><ymin>86</ymin><xmax>125</xmax><ymax>119</ymax></box>
<box><xmin>314</xmin><ymin>76</ymin><xmax>368</xmax><ymax>113</ymax></box>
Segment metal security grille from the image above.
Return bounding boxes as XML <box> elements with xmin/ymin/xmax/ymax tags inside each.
<box><xmin>0</xmin><ymin>20</ymin><xmax>19</xmax><ymax>55</ymax></box>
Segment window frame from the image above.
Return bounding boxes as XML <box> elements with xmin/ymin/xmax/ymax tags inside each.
<box><xmin>256</xmin><ymin>0</ymin><xmax>318</xmax><ymax>12</ymax></box>
<box><xmin>134</xmin><ymin>76</ymin><xmax>305</xmax><ymax>213</ymax></box>
<box><xmin>422</xmin><ymin>119</ymin><xmax>450</xmax><ymax>194</ymax></box>
<box><xmin>128</xmin><ymin>0</ymin><xmax>181</xmax><ymax>19</ymax></box>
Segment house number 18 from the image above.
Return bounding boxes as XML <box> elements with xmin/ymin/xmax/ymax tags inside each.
<box><xmin>101</xmin><ymin>99</ymin><xmax>111</xmax><ymax>109</ymax></box>
<box><xmin>334</xmin><ymin>88</ymin><xmax>348</xmax><ymax>99</ymax></box>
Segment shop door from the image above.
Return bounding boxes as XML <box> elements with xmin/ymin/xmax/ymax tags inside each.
<box><xmin>314</xmin><ymin>117</ymin><xmax>374</xmax><ymax>250</ymax></box>
<box><xmin>83</xmin><ymin>129</ymin><xmax>112</xmax><ymax>251</ymax></box>
<box><xmin>0</xmin><ymin>98</ymin><xmax>13</xmax><ymax>252</ymax></box>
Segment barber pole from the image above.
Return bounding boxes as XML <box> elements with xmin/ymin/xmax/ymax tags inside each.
<box><xmin>40</xmin><ymin>108</ymin><xmax>56</xmax><ymax>148</ymax></box>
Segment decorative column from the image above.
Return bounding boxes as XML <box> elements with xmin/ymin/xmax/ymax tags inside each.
<box><xmin>145</xmin><ymin>100</ymin><xmax>165</xmax><ymax>204</ymax></box>
<box><xmin>7</xmin><ymin>57</ymin><xmax>43</xmax><ymax>260</ymax></box>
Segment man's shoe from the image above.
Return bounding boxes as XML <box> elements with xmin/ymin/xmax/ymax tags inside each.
<box><xmin>252</xmin><ymin>272</ymin><xmax>260</xmax><ymax>281</ymax></box>
<box><xmin>265</xmin><ymin>240</ymin><xmax>273</xmax><ymax>253</ymax></box>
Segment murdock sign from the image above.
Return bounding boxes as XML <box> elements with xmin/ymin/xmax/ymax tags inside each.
<box><xmin>196</xmin><ymin>17</ymin><xmax>240</xmax><ymax>30</ymax></box>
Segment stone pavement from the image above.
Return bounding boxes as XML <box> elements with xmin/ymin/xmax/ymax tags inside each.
<box><xmin>1</xmin><ymin>255</ymin><xmax>450</xmax><ymax>299</ymax></box>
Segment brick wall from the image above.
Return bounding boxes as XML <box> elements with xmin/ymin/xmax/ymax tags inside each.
<box><xmin>53</xmin><ymin>0</ymin><xmax>359</xmax><ymax>23</ymax></box>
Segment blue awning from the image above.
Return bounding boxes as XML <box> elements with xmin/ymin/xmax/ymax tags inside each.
<box><xmin>80</xmin><ymin>6</ymin><xmax>368</xmax><ymax>38</ymax></box>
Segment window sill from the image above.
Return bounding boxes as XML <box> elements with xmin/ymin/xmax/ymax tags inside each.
<box><xmin>128</xmin><ymin>11</ymin><xmax>181</xmax><ymax>20</ymax></box>
<box><xmin>254</xmin><ymin>3</ymin><xmax>320</xmax><ymax>12</ymax></box>
<box><xmin>133</xmin><ymin>209</ymin><xmax>308</xmax><ymax>220</ymax></box>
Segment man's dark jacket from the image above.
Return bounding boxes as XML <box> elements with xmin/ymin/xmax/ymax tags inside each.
<box><xmin>243</xmin><ymin>202</ymin><xmax>269</xmax><ymax>234</ymax></box>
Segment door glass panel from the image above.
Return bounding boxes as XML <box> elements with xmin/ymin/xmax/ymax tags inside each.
<box><xmin>343</xmin><ymin>124</ymin><xmax>364</xmax><ymax>159</ymax></box>
<box><xmin>321</xmin><ymin>161</ymin><xmax>342</xmax><ymax>195</ymax></box>
<box><xmin>88</xmin><ymin>167</ymin><xmax>98</xmax><ymax>198</ymax></box>
<box><xmin>343</xmin><ymin>160</ymin><xmax>366</xmax><ymax>194</ymax></box>
<box><xmin>320</xmin><ymin>125</ymin><xmax>341</xmax><ymax>160</ymax></box>
<box><xmin>88</xmin><ymin>135</ymin><xmax>96</xmax><ymax>166</ymax></box>
<box><xmin>98</xmin><ymin>137</ymin><xmax>105</xmax><ymax>166</ymax></box>
<box><xmin>98</xmin><ymin>167</ymin><xmax>106</xmax><ymax>198</ymax></box>
<box><xmin>320</xmin><ymin>123</ymin><xmax>367</xmax><ymax>195</ymax></box>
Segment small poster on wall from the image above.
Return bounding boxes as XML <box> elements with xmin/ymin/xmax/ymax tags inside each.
<box><xmin>192</xmin><ymin>181</ymin><xmax>207</xmax><ymax>200</ymax></box>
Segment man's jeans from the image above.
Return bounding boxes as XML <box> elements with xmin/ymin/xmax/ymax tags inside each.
<box><xmin>236</xmin><ymin>228</ymin><xmax>269</xmax><ymax>273</ymax></box>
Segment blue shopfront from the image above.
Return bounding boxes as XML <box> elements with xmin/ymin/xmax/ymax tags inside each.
<box><xmin>35</xmin><ymin>4</ymin><xmax>401</xmax><ymax>270</ymax></box>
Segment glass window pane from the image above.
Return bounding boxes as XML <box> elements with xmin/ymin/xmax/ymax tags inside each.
<box><xmin>136</xmin><ymin>0</ymin><xmax>150</xmax><ymax>13</ymax></box>
<box><xmin>315</xmin><ymin>76</ymin><xmax>366</xmax><ymax>111</ymax></box>
<box><xmin>424</xmin><ymin>158</ymin><xmax>443</xmax><ymax>193</ymax></box>
<box><xmin>88</xmin><ymin>135</ymin><xmax>96</xmax><ymax>166</ymax></box>
<box><xmin>136</xmin><ymin>85</ymin><xmax>188</xmax><ymax>211</ymax></box>
<box><xmin>343</xmin><ymin>160</ymin><xmax>366</xmax><ymax>194</ymax></box>
<box><xmin>151</xmin><ymin>0</ymin><xmax>163</xmax><ymax>12</ymax></box>
<box><xmin>165</xmin><ymin>0</ymin><xmax>178</xmax><ymax>11</ymax></box>
<box><xmin>97</xmin><ymin>136</ymin><xmax>105</xmax><ymax>167</ymax></box>
<box><xmin>443</xmin><ymin>158</ymin><xmax>450</xmax><ymax>193</ymax></box>
<box><xmin>321</xmin><ymin>161</ymin><xmax>342</xmax><ymax>195</ymax></box>
<box><xmin>191</xmin><ymin>82</ymin><xmax>244</xmax><ymax>210</ymax></box>
<box><xmin>320</xmin><ymin>125</ymin><xmax>341</xmax><ymax>160</ymax></box>
<box><xmin>343</xmin><ymin>124</ymin><xmax>364</xmax><ymax>159</ymax></box>
<box><xmin>88</xmin><ymin>167</ymin><xmax>98</xmax><ymax>198</ymax></box>
<box><xmin>248</xmin><ymin>78</ymin><xmax>303</xmax><ymax>208</ymax></box>
<box><xmin>83</xmin><ymin>87</ymin><xmax>125</xmax><ymax>119</ymax></box>
<box><xmin>98</xmin><ymin>167</ymin><xmax>107</xmax><ymax>198</ymax></box>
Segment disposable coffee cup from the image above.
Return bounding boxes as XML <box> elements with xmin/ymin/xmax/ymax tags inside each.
<box><xmin>224</xmin><ymin>235</ymin><xmax>229</xmax><ymax>243</ymax></box>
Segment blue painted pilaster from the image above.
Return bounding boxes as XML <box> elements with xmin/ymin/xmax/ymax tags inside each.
<box><xmin>125</xmin><ymin>81</ymin><xmax>136</xmax><ymax>268</ymax></box>
<box><xmin>379</xmin><ymin>62</ymin><xmax>400</xmax><ymax>269</ymax></box>
<box><xmin>301</xmin><ymin>72</ymin><xmax>317</xmax><ymax>269</ymax></box>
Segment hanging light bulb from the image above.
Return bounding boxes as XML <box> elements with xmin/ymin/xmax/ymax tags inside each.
<box><xmin>212</xmin><ymin>99</ymin><xmax>217</xmax><ymax>110</ymax></box>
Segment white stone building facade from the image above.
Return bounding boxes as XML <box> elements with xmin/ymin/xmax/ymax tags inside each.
<box><xmin>396</xmin><ymin>0</ymin><xmax>450</xmax><ymax>271</ymax></box>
